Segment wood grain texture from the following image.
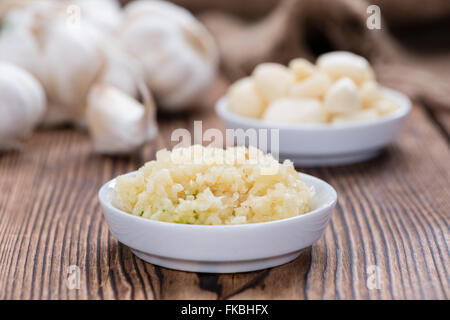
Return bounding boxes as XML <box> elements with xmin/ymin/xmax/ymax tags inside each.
<box><xmin>0</xmin><ymin>76</ymin><xmax>449</xmax><ymax>300</ymax></box>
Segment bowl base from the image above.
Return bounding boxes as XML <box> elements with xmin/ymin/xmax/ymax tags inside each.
<box><xmin>131</xmin><ymin>249</ymin><xmax>302</xmax><ymax>273</ymax></box>
<box><xmin>282</xmin><ymin>149</ymin><xmax>381</xmax><ymax>167</ymax></box>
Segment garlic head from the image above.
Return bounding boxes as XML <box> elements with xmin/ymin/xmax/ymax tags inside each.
<box><xmin>41</xmin><ymin>16</ymin><xmax>104</xmax><ymax>126</ymax></box>
<box><xmin>0</xmin><ymin>1</ymin><xmax>54</xmax><ymax>82</ymax></box>
<box><xmin>99</xmin><ymin>36</ymin><xmax>143</xmax><ymax>99</ymax></box>
<box><xmin>0</xmin><ymin>62</ymin><xmax>46</xmax><ymax>149</ymax></box>
<box><xmin>119</xmin><ymin>0</ymin><xmax>219</xmax><ymax>111</ymax></box>
<box><xmin>71</xmin><ymin>0</ymin><xmax>122</xmax><ymax>32</ymax></box>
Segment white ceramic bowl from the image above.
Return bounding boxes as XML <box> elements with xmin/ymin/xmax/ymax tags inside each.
<box><xmin>216</xmin><ymin>88</ymin><xmax>411</xmax><ymax>166</ymax></box>
<box><xmin>99</xmin><ymin>172</ymin><xmax>337</xmax><ymax>273</ymax></box>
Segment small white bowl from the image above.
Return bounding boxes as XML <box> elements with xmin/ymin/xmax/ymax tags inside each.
<box><xmin>216</xmin><ymin>88</ymin><xmax>411</xmax><ymax>166</ymax></box>
<box><xmin>99</xmin><ymin>172</ymin><xmax>337</xmax><ymax>273</ymax></box>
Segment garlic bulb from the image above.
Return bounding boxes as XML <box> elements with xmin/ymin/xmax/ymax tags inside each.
<box><xmin>227</xmin><ymin>77</ymin><xmax>266</xmax><ymax>118</ymax></box>
<box><xmin>324</xmin><ymin>77</ymin><xmax>361</xmax><ymax>114</ymax></box>
<box><xmin>99</xmin><ymin>38</ymin><xmax>142</xmax><ymax>99</ymax></box>
<box><xmin>263</xmin><ymin>98</ymin><xmax>326</xmax><ymax>124</ymax></box>
<box><xmin>0</xmin><ymin>62</ymin><xmax>46</xmax><ymax>150</ymax></box>
<box><xmin>71</xmin><ymin>0</ymin><xmax>122</xmax><ymax>32</ymax></box>
<box><xmin>252</xmin><ymin>63</ymin><xmax>295</xmax><ymax>102</ymax></box>
<box><xmin>0</xmin><ymin>1</ymin><xmax>53</xmax><ymax>82</ymax></box>
<box><xmin>119</xmin><ymin>0</ymin><xmax>219</xmax><ymax>111</ymax></box>
<box><xmin>86</xmin><ymin>84</ymin><xmax>157</xmax><ymax>154</ymax></box>
<box><xmin>40</xmin><ymin>16</ymin><xmax>104</xmax><ymax>126</ymax></box>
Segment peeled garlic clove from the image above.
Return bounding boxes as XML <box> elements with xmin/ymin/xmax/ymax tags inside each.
<box><xmin>119</xmin><ymin>0</ymin><xmax>219</xmax><ymax>111</ymax></box>
<box><xmin>227</xmin><ymin>77</ymin><xmax>265</xmax><ymax>118</ymax></box>
<box><xmin>290</xmin><ymin>71</ymin><xmax>332</xmax><ymax>98</ymax></box>
<box><xmin>262</xmin><ymin>98</ymin><xmax>326</xmax><ymax>124</ymax></box>
<box><xmin>332</xmin><ymin>108</ymin><xmax>379</xmax><ymax>124</ymax></box>
<box><xmin>71</xmin><ymin>0</ymin><xmax>122</xmax><ymax>32</ymax></box>
<box><xmin>252</xmin><ymin>63</ymin><xmax>295</xmax><ymax>102</ymax></box>
<box><xmin>288</xmin><ymin>58</ymin><xmax>315</xmax><ymax>81</ymax></box>
<box><xmin>41</xmin><ymin>17</ymin><xmax>104</xmax><ymax>125</ymax></box>
<box><xmin>317</xmin><ymin>51</ymin><xmax>374</xmax><ymax>84</ymax></box>
<box><xmin>373</xmin><ymin>98</ymin><xmax>400</xmax><ymax>115</ymax></box>
<box><xmin>86</xmin><ymin>84</ymin><xmax>157</xmax><ymax>154</ymax></box>
<box><xmin>0</xmin><ymin>62</ymin><xmax>46</xmax><ymax>149</ymax></box>
<box><xmin>324</xmin><ymin>77</ymin><xmax>361</xmax><ymax>114</ymax></box>
<box><xmin>360</xmin><ymin>80</ymin><xmax>381</xmax><ymax>108</ymax></box>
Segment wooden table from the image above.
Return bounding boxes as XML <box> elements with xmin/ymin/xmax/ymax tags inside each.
<box><xmin>0</xmin><ymin>76</ymin><xmax>448</xmax><ymax>300</ymax></box>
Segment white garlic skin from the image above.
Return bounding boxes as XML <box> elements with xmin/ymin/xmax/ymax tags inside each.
<box><xmin>0</xmin><ymin>62</ymin><xmax>46</xmax><ymax>149</ymax></box>
<box><xmin>263</xmin><ymin>98</ymin><xmax>326</xmax><ymax>124</ymax></box>
<box><xmin>119</xmin><ymin>0</ymin><xmax>219</xmax><ymax>111</ymax></box>
<box><xmin>99</xmin><ymin>37</ymin><xmax>142</xmax><ymax>99</ymax></box>
<box><xmin>227</xmin><ymin>77</ymin><xmax>265</xmax><ymax>118</ymax></box>
<box><xmin>86</xmin><ymin>84</ymin><xmax>157</xmax><ymax>154</ymax></box>
<box><xmin>252</xmin><ymin>63</ymin><xmax>295</xmax><ymax>102</ymax></box>
<box><xmin>317</xmin><ymin>51</ymin><xmax>374</xmax><ymax>84</ymax></box>
<box><xmin>324</xmin><ymin>77</ymin><xmax>361</xmax><ymax>114</ymax></box>
<box><xmin>0</xmin><ymin>2</ymin><xmax>53</xmax><ymax>82</ymax></box>
<box><xmin>71</xmin><ymin>0</ymin><xmax>122</xmax><ymax>32</ymax></box>
<box><xmin>41</xmin><ymin>17</ymin><xmax>104</xmax><ymax>125</ymax></box>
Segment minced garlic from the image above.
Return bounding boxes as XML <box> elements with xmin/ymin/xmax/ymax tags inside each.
<box><xmin>114</xmin><ymin>145</ymin><xmax>314</xmax><ymax>225</ymax></box>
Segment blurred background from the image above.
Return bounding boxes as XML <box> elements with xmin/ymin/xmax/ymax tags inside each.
<box><xmin>1</xmin><ymin>0</ymin><xmax>449</xmax><ymax>153</ymax></box>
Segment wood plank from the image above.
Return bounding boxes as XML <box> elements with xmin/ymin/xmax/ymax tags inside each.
<box><xmin>0</xmin><ymin>77</ymin><xmax>449</xmax><ymax>300</ymax></box>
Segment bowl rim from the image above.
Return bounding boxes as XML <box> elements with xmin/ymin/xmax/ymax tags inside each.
<box><xmin>99</xmin><ymin>171</ymin><xmax>337</xmax><ymax>230</ymax></box>
<box><xmin>215</xmin><ymin>87</ymin><xmax>411</xmax><ymax>131</ymax></box>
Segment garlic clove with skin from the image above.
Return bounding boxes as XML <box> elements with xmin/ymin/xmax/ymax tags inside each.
<box><xmin>119</xmin><ymin>0</ymin><xmax>219</xmax><ymax>111</ymax></box>
<box><xmin>0</xmin><ymin>62</ymin><xmax>46</xmax><ymax>150</ymax></box>
<box><xmin>86</xmin><ymin>84</ymin><xmax>157</xmax><ymax>154</ymax></box>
